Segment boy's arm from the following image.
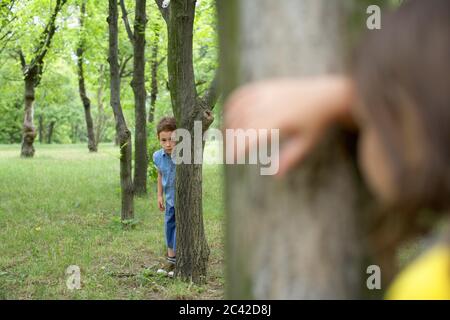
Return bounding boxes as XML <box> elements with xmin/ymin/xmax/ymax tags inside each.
<box><xmin>157</xmin><ymin>171</ymin><xmax>165</xmax><ymax>212</ymax></box>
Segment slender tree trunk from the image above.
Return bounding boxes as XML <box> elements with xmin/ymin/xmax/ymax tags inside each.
<box><xmin>132</xmin><ymin>0</ymin><xmax>148</xmax><ymax>196</ymax></box>
<box><xmin>108</xmin><ymin>0</ymin><xmax>134</xmax><ymax>221</ymax></box>
<box><xmin>95</xmin><ymin>65</ymin><xmax>107</xmax><ymax>149</ymax></box>
<box><xmin>219</xmin><ymin>0</ymin><xmax>364</xmax><ymax>299</ymax></box>
<box><xmin>119</xmin><ymin>0</ymin><xmax>148</xmax><ymax>195</ymax></box>
<box><xmin>77</xmin><ymin>1</ymin><xmax>97</xmax><ymax>152</ymax></box>
<box><xmin>169</xmin><ymin>0</ymin><xmax>208</xmax><ymax>283</ymax></box>
<box><xmin>21</xmin><ymin>76</ymin><xmax>37</xmax><ymax>157</ymax></box>
<box><xmin>155</xmin><ymin>0</ymin><xmax>219</xmax><ymax>283</ymax></box>
<box><xmin>38</xmin><ymin>114</ymin><xmax>44</xmax><ymax>144</ymax></box>
<box><xmin>47</xmin><ymin>120</ymin><xmax>55</xmax><ymax>144</ymax></box>
<box><xmin>78</xmin><ymin>69</ymin><xmax>96</xmax><ymax>150</ymax></box>
<box><xmin>18</xmin><ymin>0</ymin><xmax>67</xmax><ymax>157</ymax></box>
<box><xmin>163</xmin><ymin>0</ymin><xmax>220</xmax><ymax>284</ymax></box>
<box><xmin>148</xmin><ymin>30</ymin><xmax>160</xmax><ymax>123</ymax></box>
<box><xmin>82</xmin><ymin>102</ymin><xmax>96</xmax><ymax>151</ymax></box>
<box><xmin>95</xmin><ymin>76</ymin><xmax>106</xmax><ymax>148</ymax></box>
<box><xmin>72</xmin><ymin>123</ymin><xmax>79</xmax><ymax>143</ymax></box>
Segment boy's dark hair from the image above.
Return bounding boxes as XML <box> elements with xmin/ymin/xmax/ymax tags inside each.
<box><xmin>157</xmin><ymin>117</ymin><xmax>176</xmax><ymax>137</ymax></box>
<box><xmin>353</xmin><ymin>0</ymin><xmax>450</xmax><ymax>279</ymax></box>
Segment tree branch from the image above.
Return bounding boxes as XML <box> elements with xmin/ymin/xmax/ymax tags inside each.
<box><xmin>119</xmin><ymin>55</ymin><xmax>133</xmax><ymax>78</ymax></box>
<box><xmin>201</xmin><ymin>70</ymin><xmax>220</xmax><ymax>110</ymax></box>
<box><xmin>0</xmin><ymin>15</ymin><xmax>17</xmax><ymax>39</ymax></box>
<box><xmin>1</xmin><ymin>0</ymin><xmax>17</xmax><ymax>11</ymax></box>
<box><xmin>119</xmin><ymin>0</ymin><xmax>134</xmax><ymax>44</ymax></box>
<box><xmin>157</xmin><ymin>55</ymin><xmax>166</xmax><ymax>67</ymax></box>
<box><xmin>0</xmin><ymin>33</ymin><xmax>12</xmax><ymax>55</ymax></box>
<box><xmin>121</xmin><ymin>71</ymin><xmax>134</xmax><ymax>78</ymax></box>
<box><xmin>77</xmin><ymin>0</ymin><xmax>90</xmax><ymax>108</ymax></box>
<box><xmin>30</xmin><ymin>0</ymin><xmax>67</xmax><ymax>69</ymax></box>
<box><xmin>154</xmin><ymin>0</ymin><xmax>169</xmax><ymax>23</ymax></box>
<box><xmin>0</xmin><ymin>0</ymin><xmax>16</xmax><ymax>15</ymax></box>
<box><xmin>0</xmin><ymin>1</ymin><xmax>18</xmax><ymax>54</ymax></box>
<box><xmin>18</xmin><ymin>49</ymin><xmax>26</xmax><ymax>69</ymax></box>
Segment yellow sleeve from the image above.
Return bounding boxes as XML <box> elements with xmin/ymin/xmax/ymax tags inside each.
<box><xmin>386</xmin><ymin>246</ymin><xmax>450</xmax><ymax>300</ymax></box>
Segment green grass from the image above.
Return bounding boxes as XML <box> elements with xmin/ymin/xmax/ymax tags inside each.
<box><xmin>0</xmin><ymin>143</ymin><xmax>224</xmax><ymax>299</ymax></box>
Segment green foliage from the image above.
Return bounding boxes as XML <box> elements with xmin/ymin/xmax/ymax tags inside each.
<box><xmin>193</xmin><ymin>0</ymin><xmax>218</xmax><ymax>97</ymax></box>
<box><xmin>147</xmin><ymin>121</ymin><xmax>161</xmax><ymax>184</ymax></box>
<box><xmin>35</xmin><ymin>58</ymin><xmax>83</xmax><ymax>143</ymax></box>
<box><xmin>0</xmin><ymin>0</ymin><xmax>219</xmax><ymax>146</ymax></box>
<box><xmin>0</xmin><ymin>61</ymin><xmax>22</xmax><ymax>143</ymax></box>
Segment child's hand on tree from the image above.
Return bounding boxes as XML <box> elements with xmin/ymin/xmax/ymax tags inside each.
<box><xmin>158</xmin><ymin>195</ymin><xmax>165</xmax><ymax>212</ymax></box>
<box><xmin>224</xmin><ymin>76</ymin><xmax>355</xmax><ymax>176</ymax></box>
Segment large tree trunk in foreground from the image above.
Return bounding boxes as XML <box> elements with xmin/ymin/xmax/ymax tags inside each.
<box><xmin>108</xmin><ymin>0</ymin><xmax>134</xmax><ymax>221</ymax></box>
<box><xmin>77</xmin><ymin>0</ymin><xmax>97</xmax><ymax>152</ymax></box>
<box><xmin>219</xmin><ymin>0</ymin><xmax>364</xmax><ymax>299</ymax></box>
<box><xmin>132</xmin><ymin>0</ymin><xmax>148</xmax><ymax>196</ymax></box>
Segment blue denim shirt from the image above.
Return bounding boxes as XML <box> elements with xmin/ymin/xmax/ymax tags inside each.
<box><xmin>153</xmin><ymin>149</ymin><xmax>176</xmax><ymax>208</ymax></box>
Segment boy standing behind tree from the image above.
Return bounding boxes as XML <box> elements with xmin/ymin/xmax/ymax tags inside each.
<box><xmin>153</xmin><ymin>116</ymin><xmax>177</xmax><ymax>276</ymax></box>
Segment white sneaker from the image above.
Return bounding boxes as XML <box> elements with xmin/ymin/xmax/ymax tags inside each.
<box><xmin>156</xmin><ymin>268</ymin><xmax>168</xmax><ymax>275</ymax></box>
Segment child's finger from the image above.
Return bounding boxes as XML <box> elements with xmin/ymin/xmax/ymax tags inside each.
<box><xmin>276</xmin><ymin>135</ymin><xmax>310</xmax><ymax>178</ymax></box>
<box><xmin>224</xmin><ymin>93</ymin><xmax>260</xmax><ymax>130</ymax></box>
<box><xmin>224</xmin><ymin>105</ymin><xmax>250</xmax><ymax>131</ymax></box>
<box><xmin>224</xmin><ymin>85</ymin><xmax>259</xmax><ymax>115</ymax></box>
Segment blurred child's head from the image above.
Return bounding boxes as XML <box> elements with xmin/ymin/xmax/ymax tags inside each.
<box><xmin>353</xmin><ymin>0</ymin><xmax>450</xmax><ymax>214</ymax></box>
<box><xmin>157</xmin><ymin>116</ymin><xmax>177</xmax><ymax>154</ymax></box>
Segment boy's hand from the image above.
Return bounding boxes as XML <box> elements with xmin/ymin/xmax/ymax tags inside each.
<box><xmin>224</xmin><ymin>76</ymin><xmax>355</xmax><ymax>176</ymax></box>
<box><xmin>158</xmin><ymin>195</ymin><xmax>165</xmax><ymax>212</ymax></box>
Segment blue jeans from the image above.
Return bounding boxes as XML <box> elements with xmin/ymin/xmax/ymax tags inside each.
<box><xmin>165</xmin><ymin>206</ymin><xmax>176</xmax><ymax>252</ymax></box>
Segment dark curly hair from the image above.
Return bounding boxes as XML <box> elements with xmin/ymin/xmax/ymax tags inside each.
<box><xmin>156</xmin><ymin>116</ymin><xmax>177</xmax><ymax>138</ymax></box>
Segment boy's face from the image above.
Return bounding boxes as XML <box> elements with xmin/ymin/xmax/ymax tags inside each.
<box><xmin>159</xmin><ymin>130</ymin><xmax>176</xmax><ymax>154</ymax></box>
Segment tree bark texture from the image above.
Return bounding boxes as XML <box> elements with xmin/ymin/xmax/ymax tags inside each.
<box><xmin>47</xmin><ymin>120</ymin><xmax>55</xmax><ymax>144</ymax></box>
<box><xmin>148</xmin><ymin>30</ymin><xmax>160</xmax><ymax>123</ymax></box>
<box><xmin>19</xmin><ymin>0</ymin><xmax>67</xmax><ymax>157</ymax></box>
<box><xmin>108</xmin><ymin>0</ymin><xmax>134</xmax><ymax>221</ymax></box>
<box><xmin>157</xmin><ymin>0</ymin><xmax>219</xmax><ymax>283</ymax></box>
<box><xmin>219</xmin><ymin>0</ymin><xmax>364</xmax><ymax>299</ymax></box>
<box><xmin>132</xmin><ymin>0</ymin><xmax>148</xmax><ymax>196</ymax></box>
<box><xmin>77</xmin><ymin>0</ymin><xmax>97</xmax><ymax>152</ymax></box>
